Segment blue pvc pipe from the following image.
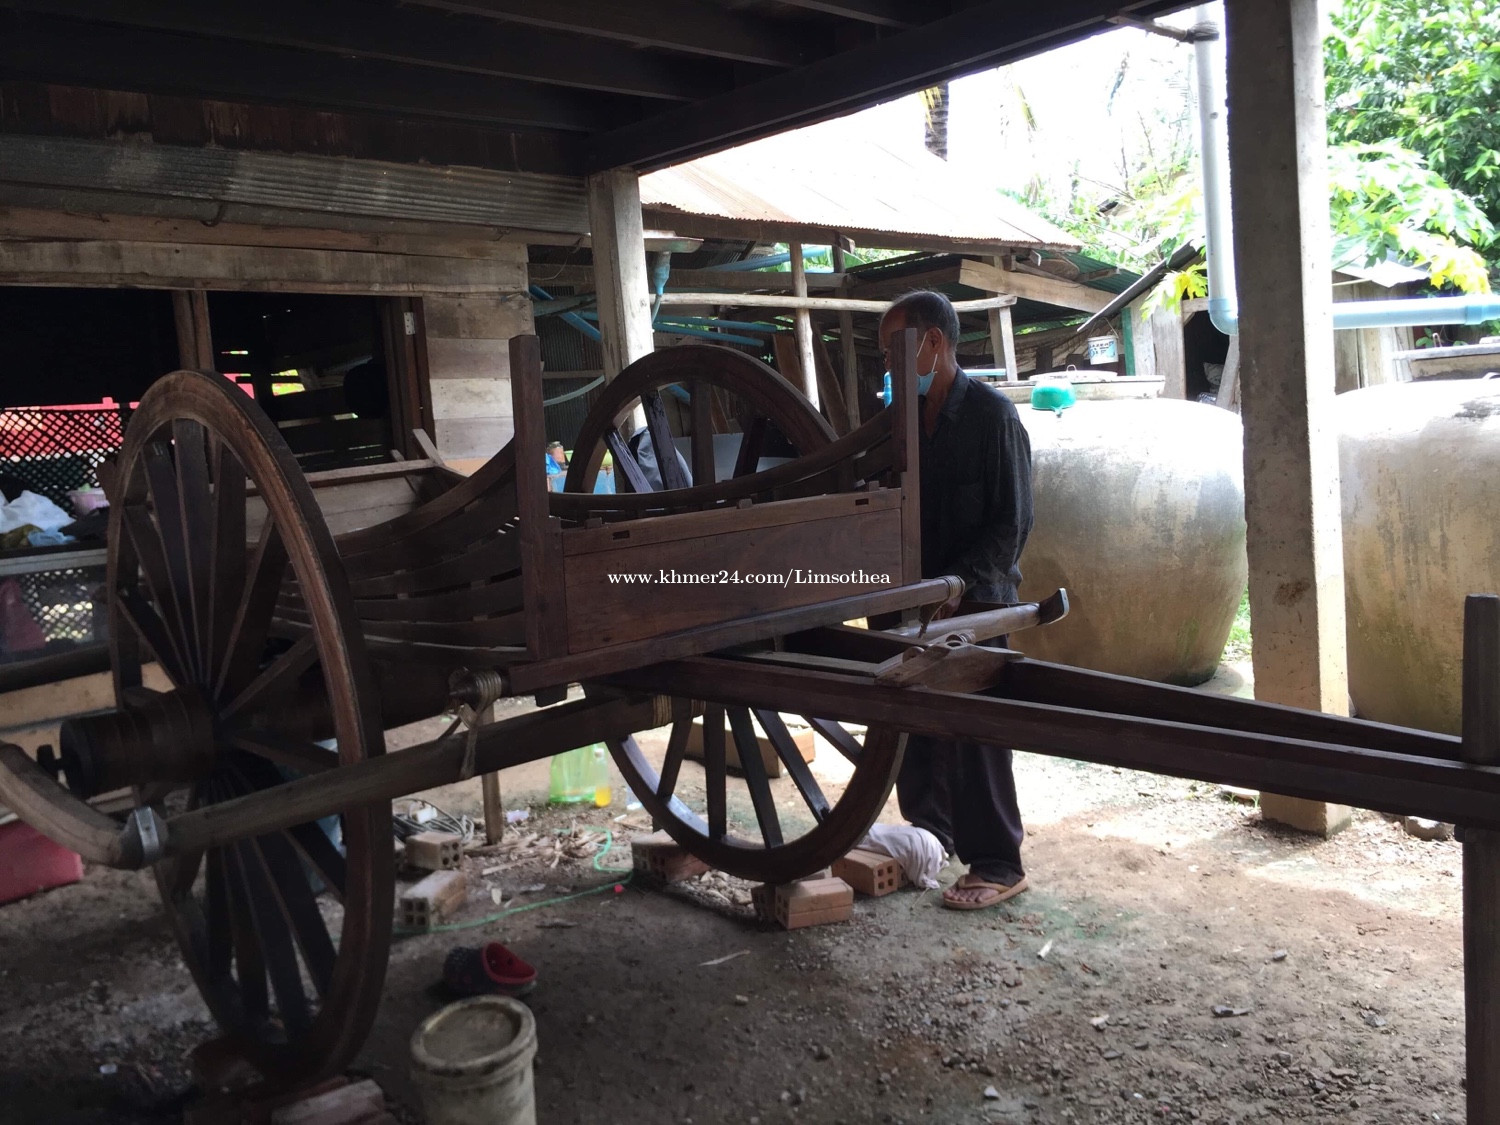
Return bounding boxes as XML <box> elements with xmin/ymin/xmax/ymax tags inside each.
<box><xmin>530</xmin><ymin>284</ymin><xmax>601</xmax><ymax>342</ymax></box>
<box><xmin>1331</xmin><ymin>294</ymin><xmax>1500</xmax><ymax>331</ymax></box>
<box><xmin>705</xmin><ymin>253</ymin><xmax>792</xmax><ymax>272</ymax></box>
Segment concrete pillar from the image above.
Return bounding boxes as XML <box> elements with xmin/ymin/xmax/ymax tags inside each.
<box><xmin>1226</xmin><ymin>0</ymin><xmax>1351</xmax><ymax>835</ymax></box>
<box><xmin>586</xmin><ymin>168</ymin><xmax>654</xmax><ymax>380</ymax></box>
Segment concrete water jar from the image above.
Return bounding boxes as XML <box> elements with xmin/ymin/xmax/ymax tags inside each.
<box><xmin>1011</xmin><ymin>397</ymin><xmax>1248</xmax><ymax>685</ymax></box>
<box><xmin>1338</xmin><ymin>378</ymin><xmax>1500</xmax><ymax>733</ymax></box>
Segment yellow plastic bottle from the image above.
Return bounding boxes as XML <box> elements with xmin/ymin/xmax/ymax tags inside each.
<box><xmin>591</xmin><ymin>744</ymin><xmax>612</xmax><ymax>808</ymax></box>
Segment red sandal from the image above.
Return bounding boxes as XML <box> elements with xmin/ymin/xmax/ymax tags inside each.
<box><xmin>443</xmin><ymin>942</ymin><xmax>537</xmax><ymax>997</ymax></box>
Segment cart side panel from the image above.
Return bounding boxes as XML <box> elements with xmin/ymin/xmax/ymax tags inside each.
<box><xmin>560</xmin><ymin>490</ymin><xmax>905</xmax><ymax>651</ymax></box>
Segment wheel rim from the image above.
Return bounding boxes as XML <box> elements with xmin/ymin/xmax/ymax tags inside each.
<box><xmin>562</xmin><ymin>345</ymin><xmax>836</xmax><ymax>496</ymax></box>
<box><xmin>107</xmin><ymin>370</ymin><xmax>391</xmax><ymax>1084</ymax></box>
<box><xmin>609</xmin><ymin>698</ymin><xmax>905</xmax><ymax>883</ymax></box>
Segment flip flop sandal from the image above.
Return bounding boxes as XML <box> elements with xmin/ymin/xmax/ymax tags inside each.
<box><xmin>941</xmin><ymin>874</ymin><xmax>1029</xmax><ymax>911</ymax></box>
<box><xmin>443</xmin><ymin>942</ymin><xmax>538</xmax><ymax>997</ymax></box>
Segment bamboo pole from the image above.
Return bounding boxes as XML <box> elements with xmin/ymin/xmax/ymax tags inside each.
<box><xmin>654</xmin><ymin>291</ymin><xmax>1017</xmax><ymax>314</ymax></box>
<box><xmin>789</xmin><ymin>242</ymin><xmax>821</xmax><ymax>409</ymax></box>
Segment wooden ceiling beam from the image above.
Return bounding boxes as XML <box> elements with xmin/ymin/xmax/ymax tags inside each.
<box><xmin>0</xmin><ymin>13</ymin><xmax>627</xmax><ymax>132</ymax></box>
<box><xmin>586</xmin><ymin>0</ymin><xmax>1196</xmax><ymax>170</ymax></box>
<box><xmin>765</xmin><ymin>0</ymin><xmax>932</xmax><ymax>29</ymax></box>
<box><xmin>0</xmin><ymin>0</ymin><xmax>729</xmax><ymax>102</ymax></box>
<box><xmin>408</xmin><ymin>0</ymin><xmax>822</xmax><ymax>68</ymax></box>
<box><xmin>528</xmin><ymin>263</ymin><xmax>847</xmax><ymax>291</ymax></box>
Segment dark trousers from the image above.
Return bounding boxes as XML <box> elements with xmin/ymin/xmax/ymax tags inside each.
<box><xmin>896</xmin><ymin>734</ymin><xmax>1026</xmax><ymax>885</ymax></box>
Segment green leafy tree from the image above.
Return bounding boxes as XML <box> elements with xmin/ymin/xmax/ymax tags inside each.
<box><xmin>1326</xmin><ymin>0</ymin><xmax>1500</xmax><ymax>263</ymax></box>
<box><xmin>1328</xmin><ymin>141</ymin><xmax>1493</xmax><ymax>292</ymax></box>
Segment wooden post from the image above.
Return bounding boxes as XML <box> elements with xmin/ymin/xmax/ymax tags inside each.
<box><xmin>510</xmin><ymin>335</ymin><xmax>567</xmax><ymax>659</ymax></box>
<box><xmin>831</xmin><ymin>241</ymin><xmax>860</xmax><ymax>425</ymax></box>
<box><xmin>1227</xmin><ymin>0</ymin><xmax>1350</xmax><ymax>836</ymax></box>
<box><xmin>1214</xmin><ymin>334</ymin><xmax>1241</xmax><ymax>410</ymax></box>
<box><xmin>1151</xmin><ymin>305</ymin><xmax>1185</xmax><ymax>398</ymax></box>
<box><xmin>789</xmin><ymin>242</ymin><xmax>821</xmax><ymax>410</ymax></box>
<box><xmin>478</xmin><ymin>702</ymin><xmax>504</xmax><ymax>845</ymax></box>
<box><xmin>1463</xmin><ymin>595</ymin><xmax>1500</xmax><ymax>1124</ymax></box>
<box><xmin>986</xmin><ymin>257</ymin><xmax>1018</xmax><ymax>380</ymax></box>
<box><xmin>586</xmin><ymin>169</ymin><xmax>654</xmax><ymax>384</ymax></box>
<box><xmin>988</xmin><ymin>305</ymin><xmax>1018</xmax><ymax>381</ymax></box>
<box><xmin>1126</xmin><ymin>295</ymin><xmax>1157</xmax><ymax>383</ymax></box>
<box><xmin>171</xmin><ymin>290</ymin><xmax>214</xmax><ymax>370</ymax></box>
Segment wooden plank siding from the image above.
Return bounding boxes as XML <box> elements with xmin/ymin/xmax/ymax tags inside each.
<box><xmin>423</xmin><ymin>291</ymin><xmax>533</xmax><ymax>462</ymax></box>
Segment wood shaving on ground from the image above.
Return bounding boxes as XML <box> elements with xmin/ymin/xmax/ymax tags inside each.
<box><xmin>481</xmin><ymin>825</ymin><xmax>606</xmax><ymax>869</ymax></box>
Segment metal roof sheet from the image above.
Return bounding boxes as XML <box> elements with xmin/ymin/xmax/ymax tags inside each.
<box><xmin>640</xmin><ymin>117</ymin><xmax>1081</xmax><ymax>252</ymax></box>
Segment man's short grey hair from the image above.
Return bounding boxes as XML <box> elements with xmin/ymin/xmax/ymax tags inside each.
<box><xmin>888</xmin><ymin>289</ymin><xmax>961</xmax><ymax>347</ymax></box>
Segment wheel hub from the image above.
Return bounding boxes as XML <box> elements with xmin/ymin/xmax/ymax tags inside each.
<box><xmin>58</xmin><ymin>687</ymin><xmax>217</xmax><ymax>798</ymax></box>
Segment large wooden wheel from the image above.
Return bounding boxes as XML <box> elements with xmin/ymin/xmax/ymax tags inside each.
<box><xmin>568</xmin><ymin>349</ymin><xmax>904</xmax><ymax>882</ymax></box>
<box><xmin>98</xmin><ymin>370</ymin><xmax>391</xmax><ymax>1086</ymax></box>
<box><xmin>562</xmin><ymin>345</ymin><xmax>837</xmax><ymax>497</ymax></box>
<box><xmin>608</xmin><ymin>699</ymin><xmax>905</xmax><ymax>883</ymax></box>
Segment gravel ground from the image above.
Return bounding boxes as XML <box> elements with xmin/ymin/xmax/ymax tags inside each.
<box><xmin>0</xmin><ymin>711</ymin><xmax>1467</xmax><ymax>1125</ymax></box>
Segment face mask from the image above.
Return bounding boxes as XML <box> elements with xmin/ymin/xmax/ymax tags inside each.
<box><xmin>880</xmin><ymin>341</ymin><xmax>939</xmax><ymax>405</ymax></box>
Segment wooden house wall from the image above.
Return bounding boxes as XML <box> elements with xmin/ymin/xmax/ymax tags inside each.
<box><xmin>0</xmin><ymin>207</ymin><xmax>532</xmax><ymax>464</ymax></box>
<box><xmin>423</xmin><ymin>293</ymin><xmax>534</xmax><ymax>465</ymax></box>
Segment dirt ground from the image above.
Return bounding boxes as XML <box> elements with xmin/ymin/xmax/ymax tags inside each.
<box><xmin>0</xmin><ymin>672</ymin><xmax>1469</xmax><ymax>1125</ymax></box>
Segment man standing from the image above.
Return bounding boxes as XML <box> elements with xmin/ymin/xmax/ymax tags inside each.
<box><xmin>545</xmin><ymin>441</ymin><xmax>568</xmax><ymax>493</ymax></box>
<box><xmin>877</xmin><ymin>290</ymin><xmax>1035</xmax><ymax>910</ymax></box>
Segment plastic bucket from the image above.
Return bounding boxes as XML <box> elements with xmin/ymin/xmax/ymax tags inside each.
<box><xmin>1086</xmin><ymin>336</ymin><xmax>1119</xmax><ymax>365</ymax></box>
<box><xmin>410</xmin><ymin>996</ymin><xmax>538</xmax><ymax>1125</ymax></box>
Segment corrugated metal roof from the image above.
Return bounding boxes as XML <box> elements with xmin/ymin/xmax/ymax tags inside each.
<box><xmin>640</xmin><ymin>118</ymin><xmax>1081</xmax><ymax>252</ymax></box>
<box><xmin>0</xmin><ymin>134</ymin><xmax>589</xmax><ymax>234</ymax></box>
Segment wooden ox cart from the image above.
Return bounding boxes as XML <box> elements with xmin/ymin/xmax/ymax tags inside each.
<box><xmin>1</xmin><ymin>332</ymin><xmax>1498</xmax><ymax>1122</ymax></box>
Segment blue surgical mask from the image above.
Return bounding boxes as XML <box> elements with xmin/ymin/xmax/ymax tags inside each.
<box><xmin>880</xmin><ymin>347</ymin><xmax>939</xmax><ymax>405</ymax></box>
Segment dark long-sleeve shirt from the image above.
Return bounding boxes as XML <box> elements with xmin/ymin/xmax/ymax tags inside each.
<box><xmin>918</xmin><ymin>369</ymin><xmax>1034</xmax><ymax>602</ymax></box>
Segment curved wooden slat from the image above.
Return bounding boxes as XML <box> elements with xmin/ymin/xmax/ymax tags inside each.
<box><xmin>345</xmin><ymin>532</ymin><xmax>521</xmax><ymax>598</ymax></box>
<box><xmin>336</xmin><ymin>441</ymin><xmax>516</xmax><ymax>557</ymax></box>
<box><xmin>341</xmin><ymin>488</ymin><xmax>519</xmax><ymax>578</ymax></box>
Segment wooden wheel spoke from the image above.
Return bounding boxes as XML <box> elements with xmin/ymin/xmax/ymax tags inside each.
<box><xmin>283</xmin><ymin>820</ymin><xmax>348</xmax><ymax>905</ymax></box>
<box><xmin>249</xmin><ymin>831</ymin><xmax>338</xmax><ymax>998</ymax></box>
<box><xmin>231</xmin><ymin>838</ymin><xmax>312</xmax><ymax>1033</ymax></box>
<box><xmin>203</xmin><ymin>848</ymin><xmax>237</xmax><ymax>984</ymax></box>
<box><xmin>222</xmin><ymin>633</ymin><xmax>319</xmax><ymax>721</ymax></box>
<box><xmin>172</xmin><ymin>419</ymin><xmax>215</xmax><ymax>674</ymax></box>
<box><xmin>754</xmin><ymin>709</ymin><xmax>829</xmax><ymax>822</ymax></box>
<box><xmin>219</xmin><ymin>844</ymin><xmax>272</xmax><ymax>1025</ymax></box>
<box><xmin>604</xmin><ymin>429</ymin><xmax>653</xmax><ymax>494</ymax></box>
<box><xmin>142</xmin><ymin>441</ymin><xmax>204</xmax><ymax>679</ymax></box>
<box><xmin>807</xmin><ymin>717</ymin><xmax>863</xmax><ymax>765</ymax></box>
<box><xmin>164</xmin><ymin>787</ymin><xmax>207</xmax><ymax>900</ymax></box>
<box><xmin>209</xmin><ymin>438</ymin><xmax>248</xmax><ymax>683</ymax></box>
<box><xmin>224</xmin><ymin>728</ymin><xmax>339</xmax><ymax>775</ymax></box>
<box><xmin>689</xmin><ymin>382</ymin><xmax>715</xmax><ymax>487</ymax></box>
<box><xmin>228</xmin><ymin>754</ymin><xmax>348</xmax><ymax>903</ymax></box>
<box><xmin>657</xmin><ymin>703</ymin><xmax>693</xmax><ymax>801</ymax></box>
<box><xmin>215</xmin><ymin>524</ymin><xmax>289</xmax><ymax>701</ymax></box>
<box><xmin>641</xmin><ymin>390</ymin><xmax>689</xmax><ymax>490</ymax></box>
<box><xmin>732</xmin><ymin>416</ymin><xmax>769</xmax><ymax>478</ymax></box>
<box><xmin>120</xmin><ymin>506</ymin><xmax>195</xmax><ymax>683</ymax></box>
<box><xmin>116</xmin><ymin>585</ymin><xmax>191</xmax><ymax>686</ymax></box>
<box><xmin>703</xmin><ymin>703</ymin><xmax>727</xmax><ymax>842</ymax></box>
<box><xmin>728</xmin><ymin>707</ymin><xmax>782</xmax><ymax>848</ymax></box>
